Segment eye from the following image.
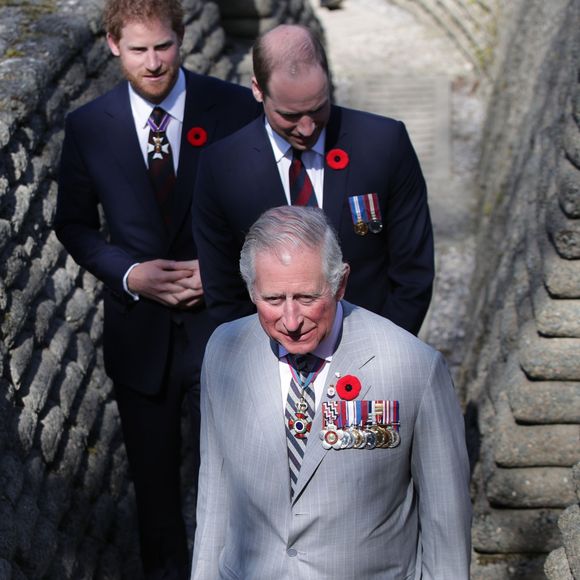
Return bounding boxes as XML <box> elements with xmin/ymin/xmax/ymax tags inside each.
<box><xmin>264</xmin><ymin>296</ymin><xmax>283</xmax><ymax>306</ymax></box>
<box><xmin>280</xmin><ymin>113</ymin><xmax>301</xmax><ymax>122</ymax></box>
<box><xmin>297</xmin><ymin>295</ymin><xmax>317</xmax><ymax>305</ymax></box>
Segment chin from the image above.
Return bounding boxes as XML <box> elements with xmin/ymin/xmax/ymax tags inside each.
<box><xmin>281</xmin><ymin>341</ymin><xmax>316</xmax><ymax>355</ymax></box>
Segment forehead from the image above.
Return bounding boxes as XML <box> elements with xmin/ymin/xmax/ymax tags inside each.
<box><xmin>254</xmin><ymin>247</ymin><xmax>326</xmax><ymax>292</ymax></box>
<box><xmin>266</xmin><ymin>65</ymin><xmax>329</xmax><ymax>108</ymax></box>
<box><xmin>119</xmin><ymin>17</ymin><xmax>175</xmax><ymax>42</ymax></box>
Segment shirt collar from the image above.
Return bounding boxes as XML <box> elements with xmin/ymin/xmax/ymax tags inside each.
<box><xmin>278</xmin><ymin>301</ymin><xmax>343</xmax><ymax>362</ymax></box>
<box><xmin>129</xmin><ymin>68</ymin><xmax>186</xmax><ymax>129</ymax></box>
<box><xmin>264</xmin><ymin>118</ymin><xmax>326</xmax><ymax>162</ymax></box>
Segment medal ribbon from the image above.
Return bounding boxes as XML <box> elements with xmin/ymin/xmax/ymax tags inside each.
<box><xmin>286</xmin><ymin>356</ymin><xmax>326</xmax><ymax>392</ymax></box>
<box><xmin>348</xmin><ymin>195</ymin><xmax>368</xmax><ymax>226</ymax></box>
<box><xmin>363</xmin><ymin>193</ymin><xmax>382</xmax><ymax>222</ymax></box>
<box><xmin>147</xmin><ymin>110</ymin><xmax>171</xmax><ymax>133</ymax></box>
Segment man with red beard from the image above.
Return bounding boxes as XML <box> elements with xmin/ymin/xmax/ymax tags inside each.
<box><xmin>55</xmin><ymin>1</ymin><xmax>259</xmax><ymax>577</ymax></box>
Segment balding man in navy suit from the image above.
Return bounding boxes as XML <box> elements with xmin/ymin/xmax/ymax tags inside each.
<box><xmin>193</xmin><ymin>24</ymin><xmax>434</xmax><ymax>337</ymax></box>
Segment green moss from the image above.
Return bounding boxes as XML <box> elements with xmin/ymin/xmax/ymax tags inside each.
<box><xmin>4</xmin><ymin>48</ymin><xmax>24</xmax><ymax>58</ymax></box>
<box><xmin>1</xmin><ymin>0</ymin><xmax>58</xmax><ymax>61</ymax></box>
<box><xmin>474</xmin><ymin>45</ymin><xmax>495</xmax><ymax>71</ymax></box>
<box><xmin>0</xmin><ymin>0</ymin><xmax>57</xmax><ymax>19</ymax></box>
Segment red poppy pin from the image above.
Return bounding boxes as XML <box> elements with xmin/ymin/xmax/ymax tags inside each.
<box><xmin>326</xmin><ymin>148</ymin><xmax>349</xmax><ymax>170</ymax></box>
<box><xmin>187</xmin><ymin>127</ymin><xmax>208</xmax><ymax>147</ymax></box>
<box><xmin>335</xmin><ymin>375</ymin><xmax>361</xmax><ymax>401</ymax></box>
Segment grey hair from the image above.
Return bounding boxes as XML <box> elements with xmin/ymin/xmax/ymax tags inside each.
<box><xmin>240</xmin><ymin>206</ymin><xmax>347</xmax><ymax>299</ymax></box>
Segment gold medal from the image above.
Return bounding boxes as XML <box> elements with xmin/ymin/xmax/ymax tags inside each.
<box><xmin>354</xmin><ymin>220</ymin><xmax>368</xmax><ymax>236</ymax></box>
<box><xmin>379</xmin><ymin>426</ymin><xmax>392</xmax><ymax>448</ymax></box>
<box><xmin>370</xmin><ymin>425</ymin><xmax>385</xmax><ymax>447</ymax></box>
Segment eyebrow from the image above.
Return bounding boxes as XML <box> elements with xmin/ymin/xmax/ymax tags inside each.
<box><xmin>261</xmin><ymin>291</ymin><xmax>323</xmax><ymax>300</ymax></box>
<box><xmin>128</xmin><ymin>38</ymin><xmax>175</xmax><ymax>50</ymax></box>
<box><xmin>275</xmin><ymin>101</ymin><xmax>328</xmax><ymax>118</ymax></box>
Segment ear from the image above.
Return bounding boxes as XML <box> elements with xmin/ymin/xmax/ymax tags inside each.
<box><xmin>251</xmin><ymin>76</ymin><xmax>265</xmax><ymax>103</ymax></box>
<box><xmin>107</xmin><ymin>32</ymin><xmax>121</xmax><ymax>57</ymax></box>
<box><xmin>335</xmin><ymin>264</ymin><xmax>350</xmax><ymax>302</ymax></box>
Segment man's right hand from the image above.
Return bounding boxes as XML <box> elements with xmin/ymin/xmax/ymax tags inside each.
<box><xmin>127</xmin><ymin>259</ymin><xmax>202</xmax><ymax>308</ymax></box>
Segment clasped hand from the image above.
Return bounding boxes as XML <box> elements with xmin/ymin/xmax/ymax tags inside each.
<box><xmin>127</xmin><ymin>259</ymin><xmax>204</xmax><ymax>309</ymax></box>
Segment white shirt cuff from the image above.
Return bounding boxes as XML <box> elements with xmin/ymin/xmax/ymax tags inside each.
<box><xmin>123</xmin><ymin>263</ymin><xmax>140</xmax><ymax>301</ymax></box>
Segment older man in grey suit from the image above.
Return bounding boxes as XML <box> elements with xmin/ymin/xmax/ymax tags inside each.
<box><xmin>191</xmin><ymin>206</ymin><xmax>472</xmax><ymax>579</ymax></box>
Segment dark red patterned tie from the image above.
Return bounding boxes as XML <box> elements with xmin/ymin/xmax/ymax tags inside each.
<box><xmin>147</xmin><ymin>106</ymin><xmax>175</xmax><ymax>225</ymax></box>
<box><xmin>289</xmin><ymin>148</ymin><xmax>317</xmax><ymax>207</ymax></box>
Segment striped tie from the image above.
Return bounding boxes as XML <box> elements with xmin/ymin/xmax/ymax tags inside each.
<box><xmin>285</xmin><ymin>354</ymin><xmax>321</xmax><ymax>498</ymax></box>
<box><xmin>147</xmin><ymin>106</ymin><xmax>176</xmax><ymax>225</ymax></box>
<box><xmin>289</xmin><ymin>149</ymin><xmax>317</xmax><ymax>207</ymax></box>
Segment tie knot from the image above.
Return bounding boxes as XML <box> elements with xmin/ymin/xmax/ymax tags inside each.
<box><xmin>291</xmin><ymin>148</ymin><xmax>303</xmax><ymax>161</ymax></box>
<box><xmin>289</xmin><ymin>353</ymin><xmax>320</xmax><ymax>377</ymax></box>
<box><xmin>149</xmin><ymin>106</ymin><xmax>168</xmax><ymax>130</ymax></box>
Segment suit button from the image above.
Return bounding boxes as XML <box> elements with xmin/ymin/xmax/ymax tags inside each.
<box><xmin>287</xmin><ymin>548</ymin><xmax>297</xmax><ymax>557</ymax></box>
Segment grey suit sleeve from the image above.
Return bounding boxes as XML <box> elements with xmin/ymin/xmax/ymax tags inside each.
<box><xmin>410</xmin><ymin>352</ymin><xmax>472</xmax><ymax>579</ymax></box>
<box><xmin>191</xmin><ymin>349</ymin><xmax>228</xmax><ymax>579</ymax></box>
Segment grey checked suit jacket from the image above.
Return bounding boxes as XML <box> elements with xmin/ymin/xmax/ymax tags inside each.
<box><xmin>192</xmin><ymin>302</ymin><xmax>472</xmax><ymax>579</ymax></box>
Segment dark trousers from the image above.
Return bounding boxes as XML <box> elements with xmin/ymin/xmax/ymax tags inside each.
<box><xmin>114</xmin><ymin>321</ymin><xmax>200</xmax><ymax>580</ymax></box>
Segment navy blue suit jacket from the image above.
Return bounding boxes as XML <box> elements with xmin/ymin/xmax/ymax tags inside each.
<box><xmin>55</xmin><ymin>70</ymin><xmax>260</xmax><ymax>394</ymax></box>
<box><xmin>192</xmin><ymin>106</ymin><xmax>434</xmax><ymax>334</ymax></box>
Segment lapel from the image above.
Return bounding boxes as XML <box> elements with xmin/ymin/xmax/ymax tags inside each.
<box><xmin>103</xmin><ymin>82</ymin><xmax>167</xmax><ymax>238</ymax></box>
<box><xmin>292</xmin><ymin>303</ymin><xmax>376</xmax><ymax>502</ymax></box>
<box><xmin>249</xmin><ymin>117</ymin><xmax>288</xmax><ymax>206</ymax></box>
<box><xmin>244</xmin><ymin>326</ymin><xmax>291</xmax><ymax>489</ymax></box>
<box><xmin>169</xmin><ymin>70</ymin><xmax>215</xmax><ymax>241</ymax></box>
<box><xmin>322</xmin><ymin>106</ymin><xmax>350</xmax><ymax>230</ymax></box>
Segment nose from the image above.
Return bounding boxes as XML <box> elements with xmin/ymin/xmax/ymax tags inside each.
<box><xmin>145</xmin><ymin>49</ymin><xmax>161</xmax><ymax>71</ymax></box>
<box><xmin>296</xmin><ymin>116</ymin><xmax>315</xmax><ymax>137</ymax></box>
<box><xmin>282</xmin><ymin>300</ymin><xmax>302</xmax><ymax>332</ymax></box>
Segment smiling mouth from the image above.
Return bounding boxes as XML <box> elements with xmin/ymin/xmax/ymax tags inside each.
<box><xmin>285</xmin><ymin>328</ymin><xmax>314</xmax><ymax>342</ymax></box>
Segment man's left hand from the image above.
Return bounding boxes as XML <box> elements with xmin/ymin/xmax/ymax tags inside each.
<box><xmin>173</xmin><ymin>259</ymin><xmax>204</xmax><ymax>309</ymax></box>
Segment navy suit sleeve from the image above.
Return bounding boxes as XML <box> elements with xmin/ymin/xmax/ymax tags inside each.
<box><xmin>192</xmin><ymin>145</ymin><xmax>256</xmax><ymax>324</ymax></box>
<box><xmin>380</xmin><ymin>122</ymin><xmax>433</xmax><ymax>334</ymax></box>
<box><xmin>55</xmin><ymin>113</ymin><xmax>137</xmax><ymax>297</ymax></box>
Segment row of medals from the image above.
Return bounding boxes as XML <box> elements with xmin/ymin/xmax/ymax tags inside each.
<box><xmin>354</xmin><ymin>218</ymin><xmax>383</xmax><ymax>236</ymax></box>
<box><xmin>320</xmin><ymin>423</ymin><xmax>400</xmax><ymax>451</ymax></box>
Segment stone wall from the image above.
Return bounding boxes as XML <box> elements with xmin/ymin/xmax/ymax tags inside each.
<box><xmin>0</xmin><ymin>0</ymin><xmax>269</xmax><ymax>577</ymax></box>
<box><xmin>1</xmin><ymin>0</ymin><xmax>579</xmax><ymax>578</ymax></box>
<box><xmin>0</xmin><ymin>0</ymin><xmax>320</xmax><ymax>575</ymax></box>
<box><xmin>382</xmin><ymin>1</ymin><xmax>579</xmax><ymax>577</ymax></box>
<box><xmin>215</xmin><ymin>0</ymin><xmax>324</xmax><ymax>87</ymax></box>
<box><xmin>456</xmin><ymin>0</ymin><xmax>580</xmax><ymax>578</ymax></box>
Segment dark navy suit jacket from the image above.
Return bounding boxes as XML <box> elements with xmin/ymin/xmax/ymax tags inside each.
<box><xmin>55</xmin><ymin>70</ymin><xmax>260</xmax><ymax>394</ymax></box>
<box><xmin>192</xmin><ymin>106</ymin><xmax>434</xmax><ymax>335</ymax></box>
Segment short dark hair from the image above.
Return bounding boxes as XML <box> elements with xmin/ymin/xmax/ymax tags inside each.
<box><xmin>252</xmin><ymin>25</ymin><xmax>329</xmax><ymax>97</ymax></box>
<box><xmin>104</xmin><ymin>0</ymin><xmax>185</xmax><ymax>43</ymax></box>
